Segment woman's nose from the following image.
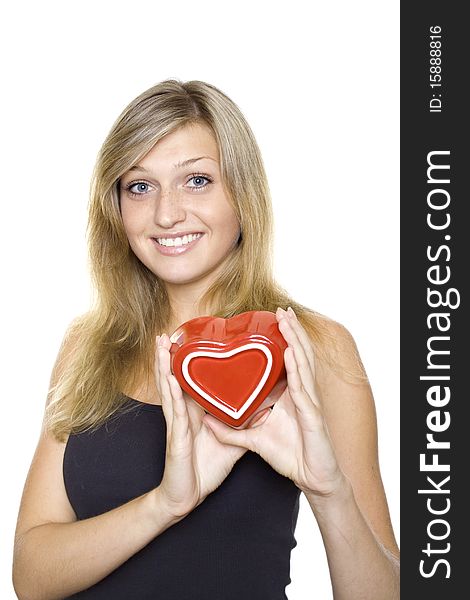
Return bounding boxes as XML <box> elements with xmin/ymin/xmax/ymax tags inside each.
<box><xmin>153</xmin><ymin>188</ymin><xmax>186</xmax><ymax>229</ymax></box>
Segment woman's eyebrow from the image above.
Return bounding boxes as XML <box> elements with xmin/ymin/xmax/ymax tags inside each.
<box><xmin>127</xmin><ymin>155</ymin><xmax>217</xmax><ymax>173</ymax></box>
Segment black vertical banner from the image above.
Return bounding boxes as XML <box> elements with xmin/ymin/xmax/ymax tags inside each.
<box><xmin>401</xmin><ymin>3</ymin><xmax>467</xmax><ymax>598</ymax></box>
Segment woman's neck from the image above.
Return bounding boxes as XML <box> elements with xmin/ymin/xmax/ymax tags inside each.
<box><xmin>165</xmin><ymin>290</ymin><xmax>216</xmax><ymax>334</ymax></box>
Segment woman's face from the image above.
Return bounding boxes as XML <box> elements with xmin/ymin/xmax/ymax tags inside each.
<box><xmin>119</xmin><ymin>123</ymin><xmax>240</xmax><ymax>293</ymax></box>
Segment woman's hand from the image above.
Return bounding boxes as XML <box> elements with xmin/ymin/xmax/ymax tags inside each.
<box><xmin>203</xmin><ymin>307</ymin><xmax>346</xmax><ymax>499</ymax></box>
<box><xmin>155</xmin><ymin>333</ymin><xmax>247</xmax><ymax>519</ymax></box>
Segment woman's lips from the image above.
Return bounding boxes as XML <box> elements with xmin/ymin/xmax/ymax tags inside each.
<box><xmin>151</xmin><ymin>234</ymin><xmax>204</xmax><ymax>256</ymax></box>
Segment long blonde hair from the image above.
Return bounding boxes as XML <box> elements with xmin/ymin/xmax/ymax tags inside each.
<box><xmin>45</xmin><ymin>79</ymin><xmax>364</xmax><ymax>441</ymax></box>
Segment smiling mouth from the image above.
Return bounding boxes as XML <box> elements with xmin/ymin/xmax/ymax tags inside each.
<box><xmin>153</xmin><ymin>233</ymin><xmax>203</xmax><ymax>248</ymax></box>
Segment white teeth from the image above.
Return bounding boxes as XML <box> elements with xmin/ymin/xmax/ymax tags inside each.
<box><xmin>156</xmin><ymin>233</ymin><xmax>202</xmax><ymax>247</ymax></box>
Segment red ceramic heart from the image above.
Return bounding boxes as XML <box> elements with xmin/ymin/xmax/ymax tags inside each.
<box><xmin>169</xmin><ymin>311</ymin><xmax>287</xmax><ymax>428</ymax></box>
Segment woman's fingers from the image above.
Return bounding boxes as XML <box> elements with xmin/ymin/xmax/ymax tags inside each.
<box><xmin>276</xmin><ymin>306</ymin><xmax>315</xmax><ymax>372</ymax></box>
<box><xmin>185</xmin><ymin>393</ymin><xmax>206</xmax><ymax>430</ymax></box>
<box><xmin>156</xmin><ymin>334</ymin><xmax>192</xmax><ymax>445</ymax></box>
<box><xmin>155</xmin><ymin>335</ymin><xmax>173</xmax><ymax>428</ymax></box>
<box><xmin>283</xmin><ymin>346</ymin><xmax>320</xmax><ymax>417</ymax></box>
<box><xmin>286</xmin><ymin>307</ymin><xmax>316</xmax><ymax>375</ymax></box>
<box><xmin>276</xmin><ymin>309</ymin><xmax>317</xmax><ymax>403</ymax></box>
<box><xmin>167</xmin><ymin>372</ymin><xmax>191</xmax><ymax>442</ymax></box>
<box><xmin>156</xmin><ymin>334</ymin><xmax>175</xmax><ymax>432</ymax></box>
<box><xmin>203</xmin><ymin>413</ymin><xmax>259</xmax><ymax>452</ymax></box>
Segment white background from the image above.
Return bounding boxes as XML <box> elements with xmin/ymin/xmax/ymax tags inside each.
<box><xmin>0</xmin><ymin>1</ymin><xmax>399</xmax><ymax>598</ymax></box>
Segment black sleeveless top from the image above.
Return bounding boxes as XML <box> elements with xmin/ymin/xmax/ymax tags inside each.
<box><xmin>63</xmin><ymin>396</ymin><xmax>301</xmax><ymax>599</ymax></box>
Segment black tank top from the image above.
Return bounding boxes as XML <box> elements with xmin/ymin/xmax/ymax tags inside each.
<box><xmin>63</xmin><ymin>396</ymin><xmax>301</xmax><ymax>599</ymax></box>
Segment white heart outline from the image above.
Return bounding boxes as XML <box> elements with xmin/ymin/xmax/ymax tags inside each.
<box><xmin>182</xmin><ymin>342</ymin><xmax>273</xmax><ymax>419</ymax></box>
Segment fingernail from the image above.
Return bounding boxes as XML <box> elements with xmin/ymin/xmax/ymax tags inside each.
<box><xmin>158</xmin><ymin>334</ymin><xmax>165</xmax><ymax>346</ymax></box>
<box><xmin>287</xmin><ymin>306</ymin><xmax>296</xmax><ymax>319</ymax></box>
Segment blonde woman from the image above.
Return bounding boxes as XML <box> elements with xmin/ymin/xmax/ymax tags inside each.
<box><xmin>13</xmin><ymin>80</ymin><xmax>399</xmax><ymax>599</ymax></box>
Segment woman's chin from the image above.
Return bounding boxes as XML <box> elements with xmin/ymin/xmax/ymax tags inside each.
<box><xmin>157</xmin><ymin>268</ymin><xmax>213</xmax><ymax>288</ymax></box>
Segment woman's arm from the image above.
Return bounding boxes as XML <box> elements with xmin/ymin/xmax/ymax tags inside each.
<box><xmin>13</xmin><ymin>431</ymin><xmax>182</xmax><ymax>600</ymax></box>
<box><xmin>307</xmin><ymin>320</ymin><xmax>399</xmax><ymax>598</ymax></box>
<box><xmin>305</xmin><ymin>479</ymin><xmax>399</xmax><ymax>600</ymax></box>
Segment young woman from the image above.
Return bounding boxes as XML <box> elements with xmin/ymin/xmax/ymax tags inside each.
<box><xmin>13</xmin><ymin>79</ymin><xmax>399</xmax><ymax>599</ymax></box>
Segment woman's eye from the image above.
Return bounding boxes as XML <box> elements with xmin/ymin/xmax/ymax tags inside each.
<box><xmin>187</xmin><ymin>175</ymin><xmax>212</xmax><ymax>189</ymax></box>
<box><xmin>127</xmin><ymin>182</ymin><xmax>151</xmax><ymax>195</ymax></box>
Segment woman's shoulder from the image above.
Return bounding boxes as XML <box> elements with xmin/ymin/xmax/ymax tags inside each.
<box><xmin>298</xmin><ymin>308</ymin><xmax>366</xmax><ymax>384</ymax></box>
